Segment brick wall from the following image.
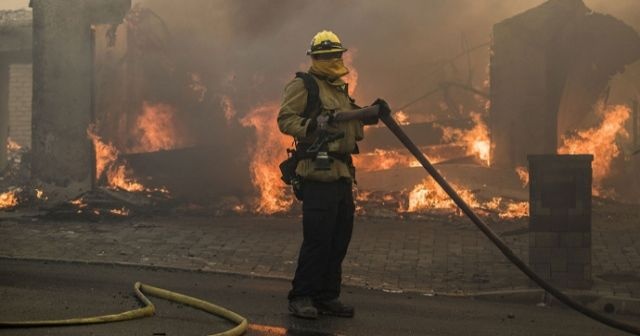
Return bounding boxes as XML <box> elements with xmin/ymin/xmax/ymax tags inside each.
<box><xmin>8</xmin><ymin>63</ymin><xmax>32</xmax><ymax>148</ymax></box>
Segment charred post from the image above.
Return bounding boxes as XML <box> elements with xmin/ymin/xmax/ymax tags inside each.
<box><xmin>30</xmin><ymin>0</ymin><xmax>131</xmax><ymax>202</ymax></box>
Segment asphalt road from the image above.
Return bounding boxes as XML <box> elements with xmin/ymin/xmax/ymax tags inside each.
<box><xmin>0</xmin><ymin>258</ymin><xmax>634</xmax><ymax>336</ymax></box>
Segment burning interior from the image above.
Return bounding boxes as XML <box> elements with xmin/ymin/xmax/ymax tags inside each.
<box><xmin>0</xmin><ymin>0</ymin><xmax>639</xmax><ymax>221</ymax></box>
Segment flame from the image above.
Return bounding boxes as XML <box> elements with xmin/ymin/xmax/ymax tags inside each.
<box><xmin>403</xmin><ymin>177</ymin><xmax>479</xmax><ymax>213</ymax></box>
<box><xmin>88</xmin><ymin>127</ymin><xmax>119</xmax><ymax>179</ymax></box>
<box><xmin>396</xmin><ymin>178</ymin><xmax>529</xmax><ymax>218</ymax></box>
<box><xmin>130</xmin><ymin>102</ymin><xmax>186</xmax><ymax>153</ymax></box>
<box><xmin>485</xmin><ymin>197</ymin><xmax>503</xmax><ymax>210</ymax></box>
<box><xmin>440</xmin><ymin>112</ymin><xmax>491</xmax><ymax>166</ymax></box>
<box><xmin>515</xmin><ymin>166</ymin><xmax>529</xmax><ymax>188</ymax></box>
<box><xmin>240</xmin><ymin>102</ymin><xmax>293</xmax><ymax>214</ymax></box>
<box><xmin>499</xmin><ymin>202</ymin><xmax>529</xmax><ymax>219</ymax></box>
<box><xmin>0</xmin><ymin>189</ymin><xmax>19</xmax><ymax>209</ymax></box>
<box><xmin>87</xmin><ymin>126</ymin><xmax>147</xmax><ymax>192</ymax></box>
<box><xmin>353</xmin><ymin>149</ymin><xmax>419</xmax><ymax>172</ymax></box>
<box><xmin>394</xmin><ymin>111</ymin><xmax>410</xmax><ymax>125</ymax></box>
<box><xmin>558</xmin><ymin>104</ymin><xmax>630</xmax><ymax>197</ymax></box>
<box><xmin>221</xmin><ymin>95</ymin><xmax>236</xmax><ymax>124</ymax></box>
<box><xmin>106</xmin><ymin>165</ymin><xmax>145</xmax><ymax>192</ymax></box>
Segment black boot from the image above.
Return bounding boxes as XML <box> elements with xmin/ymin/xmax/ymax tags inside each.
<box><xmin>314</xmin><ymin>299</ymin><xmax>355</xmax><ymax>318</ymax></box>
<box><xmin>289</xmin><ymin>297</ymin><xmax>318</xmax><ymax>319</ymax></box>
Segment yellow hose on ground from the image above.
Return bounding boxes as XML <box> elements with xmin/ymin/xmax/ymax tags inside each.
<box><xmin>0</xmin><ymin>282</ymin><xmax>248</xmax><ymax>336</ymax></box>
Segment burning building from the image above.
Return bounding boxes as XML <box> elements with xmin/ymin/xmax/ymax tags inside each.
<box><xmin>0</xmin><ymin>0</ymin><xmax>639</xmax><ymax>216</ymax></box>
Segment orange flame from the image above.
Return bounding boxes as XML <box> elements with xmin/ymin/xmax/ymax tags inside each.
<box><xmin>394</xmin><ymin>111</ymin><xmax>410</xmax><ymax>125</ymax></box>
<box><xmin>352</xmin><ymin>149</ymin><xmax>420</xmax><ymax>172</ymax></box>
<box><xmin>499</xmin><ymin>202</ymin><xmax>529</xmax><ymax>219</ymax></box>
<box><xmin>440</xmin><ymin>112</ymin><xmax>491</xmax><ymax>166</ymax></box>
<box><xmin>87</xmin><ymin>126</ymin><xmax>147</xmax><ymax>192</ymax></box>
<box><xmin>0</xmin><ymin>189</ymin><xmax>19</xmax><ymax>209</ymax></box>
<box><xmin>403</xmin><ymin>177</ymin><xmax>479</xmax><ymax>213</ymax></box>
<box><xmin>558</xmin><ymin>104</ymin><xmax>630</xmax><ymax>197</ymax></box>
<box><xmin>515</xmin><ymin>166</ymin><xmax>529</xmax><ymax>188</ymax></box>
<box><xmin>397</xmin><ymin>179</ymin><xmax>529</xmax><ymax>218</ymax></box>
<box><xmin>240</xmin><ymin>102</ymin><xmax>293</xmax><ymax>214</ymax></box>
<box><xmin>106</xmin><ymin>165</ymin><xmax>145</xmax><ymax>192</ymax></box>
<box><xmin>88</xmin><ymin>127</ymin><xmax>119</xmax><ymax>179</ymax></box>
<box><xmin>130</xmin><ymin>102</ymin><xmax>187</xmax><ymax>153</ymax></box>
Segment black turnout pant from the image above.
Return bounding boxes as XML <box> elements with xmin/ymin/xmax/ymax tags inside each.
<box><xmin>288</xmin><ymin>178</ymin><xmax>355</xmax><ymax>302</ymax></box>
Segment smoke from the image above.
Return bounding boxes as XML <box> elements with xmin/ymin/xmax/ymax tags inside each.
<box><xmin>127</xmin><ymin>0</ymin><xmax>638</xmax><ymax>114</ymax></box>
<box><xmin>95</xmin><ymin>0</ymin><xmax>639</xmax><ymax>197</ymax></box>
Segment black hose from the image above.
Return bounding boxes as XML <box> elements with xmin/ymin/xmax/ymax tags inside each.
<box><xmin>380</xmin><ymin>114</ymin><xmax>640</xmax><ymax>336</ymax></box>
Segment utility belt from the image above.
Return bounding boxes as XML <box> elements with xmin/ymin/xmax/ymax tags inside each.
<box><xmin>279</xmin><ymin>141</ymin><xmax>353</xmax><ymax>201</ymax></box>
<box><xmin>294</xmin><ymin>142</ymin><xmax>353</xmax><ymax>164</ymax></box>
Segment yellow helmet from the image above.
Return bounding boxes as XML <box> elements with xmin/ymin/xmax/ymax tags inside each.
<box><xmin>307</xmin><ymin>30</ymin><xmax>348</xmax><ymax>55</ymax></box>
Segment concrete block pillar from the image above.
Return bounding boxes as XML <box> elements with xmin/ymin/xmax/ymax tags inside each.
<box><xmin>528</xmin><ymin>154</ymin><xmax>593</xmax><ymax>289</ymax></box>
<box><xmin>30</xmin><ymin>0</ymin><xmax>130</xmax><ymax>202</ymax></box>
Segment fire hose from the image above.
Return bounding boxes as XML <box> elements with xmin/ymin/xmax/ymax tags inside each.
<box><xmin>0</xmin><ymin>282</ymin><xmax>248</xmax><ymax>336</ymax></box>
<box><xmin>377</xmin><ymin>110</ymin><xmax>640</xmax><ymax>336</ymax></box>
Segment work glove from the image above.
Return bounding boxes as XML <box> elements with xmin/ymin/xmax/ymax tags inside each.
<box><xmin>372</xmin><ymin>98</ymin><xmax>391</xmax><ymax>119</ymax></box>
<box><xmin>306</xmin><ymin>114</ymin><xmax>334</xmax><ymax>135</ymax></box>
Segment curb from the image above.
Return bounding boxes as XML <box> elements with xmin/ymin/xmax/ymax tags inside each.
<box><xmin>467</xmin><ymin>289</ymin><xmax>640</xmax><ymax>317</ymax></box>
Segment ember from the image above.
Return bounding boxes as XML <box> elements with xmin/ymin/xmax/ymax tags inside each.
<box><xmin>0</xmin><ymin>189</ymin><xmax>19</xmax><ymax>210</ymax></box>
<box><xmin>35</xmin><ymin>188</ymin><xmax>47</xmax><ymax>200</ymax></box>
<box><xmin>70</xmin><ymin>197</ymin><xmax>88</xmax><ymax>209</ymax></box>
<box><xmin>109</xmin><ymin>207</ymin><xmax>130</xmax><ymax>216</ymax></box>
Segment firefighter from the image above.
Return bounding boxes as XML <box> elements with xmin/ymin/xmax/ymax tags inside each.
<box><xmin>277</xmin><ymin>30</ymin><xmax>389</xmax><ymax>319</ymax></box>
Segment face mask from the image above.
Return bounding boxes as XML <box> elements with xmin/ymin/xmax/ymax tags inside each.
<box><xmin>310</xmin><ymin>57</ymin><xmax>350</xmax><ymax>79</ymax></box>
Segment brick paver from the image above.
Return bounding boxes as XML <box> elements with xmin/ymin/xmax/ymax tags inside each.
<box><xmin>0</xmin><ymin>213</ymin><xmax>638</xmax><ymax>299</ymax></box>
